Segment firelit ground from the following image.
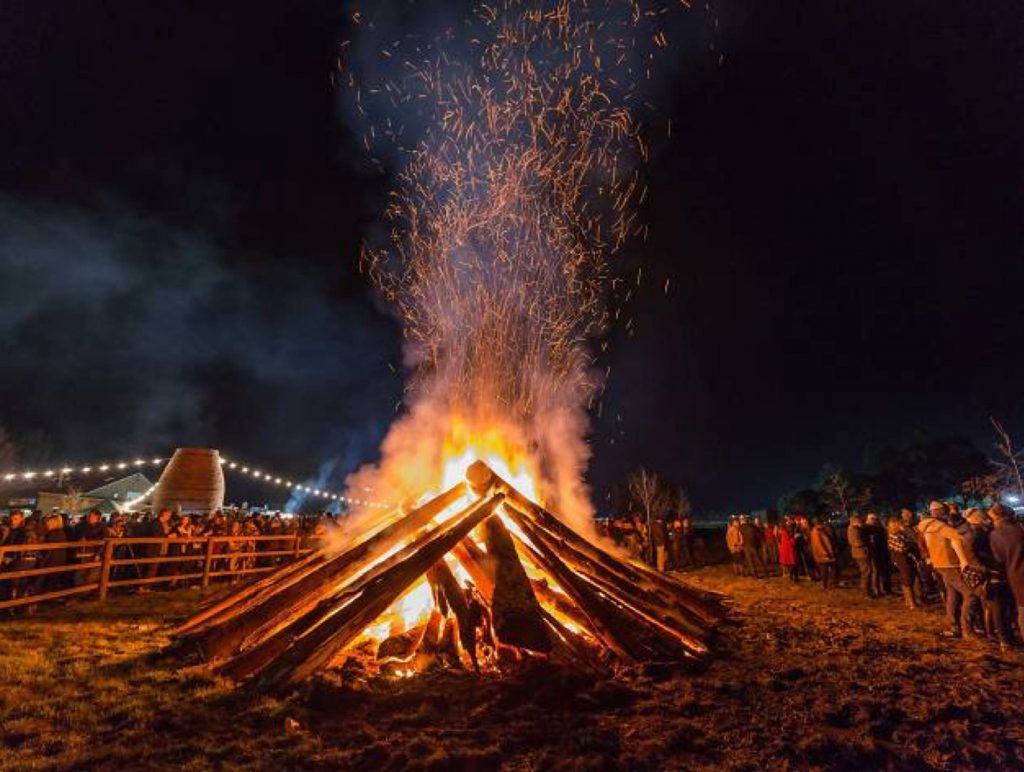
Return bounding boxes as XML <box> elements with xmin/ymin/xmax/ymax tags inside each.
<box><xmin>1</xmin><ymin>567</ymin><xmax>1022</xmax><ymax>770</ymax></box>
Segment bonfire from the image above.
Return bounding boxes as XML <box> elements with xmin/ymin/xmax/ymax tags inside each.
<box><xmin>172</xmin><ymin>460</ymin><xmax>725</xmax><ymax>690</ymax></box>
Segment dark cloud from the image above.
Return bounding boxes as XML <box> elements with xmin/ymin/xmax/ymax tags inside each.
<box><xmin>0</xmin><ymin>198</ymin><xmax>402</xmax><ymax>503</ymax></box>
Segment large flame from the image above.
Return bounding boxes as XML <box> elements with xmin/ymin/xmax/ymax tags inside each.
<box><xmin>438</xmin><ymin>416</ymin><xmax>540</xmax><ymax>503</ymax></box>
<box><xmin>361</xmin><ymin>421</ymin><xmax>544</xmax><ymax>647</ymax></box>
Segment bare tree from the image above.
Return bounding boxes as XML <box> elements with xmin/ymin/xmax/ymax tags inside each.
<box><xmin>61</xmin><ymin>485</ymin><xmax>85</xmax><ymax>517</ymax></box>
<box><xmin>821</xmin><ymin>467</ymin><xmax>870</xmax><ymax>518</ymax></box>
<box><xmin>627</xmin><ymin>468</ymin><xmax>672</xmax><ymax>562</ymax></box>
<box><xmin>990</xmin><ymin>417</ymin><xmax>1024</xmax><ymax>499</ymax></box>
<box><xmin>961</xmin><ymin>473</ymin><xmax>1000</xmax><ymax>506</ymax></box>
<box><xmin>672</xmin><ymin>486</ymin><xmax>693</xmax><ymax>521</ymax></box>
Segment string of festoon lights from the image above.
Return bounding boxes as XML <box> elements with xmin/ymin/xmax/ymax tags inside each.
<box><xmin>1</xmin><ymin>454</ymin><xmax>392</xmax><ymax>513</ymax></box>
<box><xmin>1</xmin><ymin>457</ymin><xmax>166</xmax><ymax>483</ymax></box>
<box><xmin>218</xmin><ymin>456</ymin><xmax>392</xmax><ymax>510</ymax></box>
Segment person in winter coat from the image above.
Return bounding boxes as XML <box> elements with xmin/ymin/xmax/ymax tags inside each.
<box><xmin>72</xmin><ymin>509</ymin><xmax>107</xmax><ymax>587</ymax></box>
<box><xmin>887</xmin><ymin>517</ymin><xmax>922</xmax><ymax>609</ymax></box>
<box><xmin>726</xmin><ymin>518</ymin><xmax>745</xmax><ymax>576</ymax></box>
<box><xmin>847</xmin><ymin>514</ymin><xmax>876</xmax><ymax>598</ymax></box>
<box><xmin>777</xmin><ymin>520</ymin><xmax>798</xmax><ymax>582</ymax></box>
<box><xmin>865</xmin><ymin>513</ymin><xmax>891</xmax><ymax>596</ymax></box>
<box><xmin>142</xmin><ymin>508</ymin><xmax>174</xmax><ymax>587</ymax></box>
<box><xmin>918</xmin><ymin>501</ymin><xmax>974</xmax><ymax>638</ymax></box>
<box><xmin>987</xmin><ymin>504</ymin><xmax>1024</xmax><ymax>646</ymax></box>
<box><xmin>31</xmin><ymin>514</ymin><xmax>70</xmax><ymax>597</ymax></box>
<box><xmin>810</xmin><ymin>519</ymin><xmax>839</xmax><ymax>588</ymax></box>
<box><xmin>1</xmin><ymin>511</ymin><xmax>38</xmax><ymax>602</ymax></box>
<box><xmin>738</xmin><ymin>515</ymin><xmax>767</xmax><ymax>579</ymax></box>
<box><xmin>962</xmin><ymin>508</ymin><xmax>1011</xmax><ymax>647</ymax></box>
<box><xmin>793</xmin><ymin>515</ymin><xmax>818</xmax><ymax>581</ymax></box>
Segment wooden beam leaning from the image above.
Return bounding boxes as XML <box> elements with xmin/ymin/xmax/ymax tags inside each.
<box><xmin>482</xmin><ymin>514</ymin><xmax>551</xmax><ymax>653</ymax></box>
<box><xmin>509</xmin><ymin>505</ymin><xmax>711</xmax><ymax>647</ymax></box>
<box><xmin>176</xmin><ymin>482</ymin><xmax>469</xmax><ymax>659</ymax></box>
<box><xmin>254</xmin><ymin>493</ymin><xmax>505</xmax><ymax>689</ymax></box>
<box><xmin>217</xmin><ymin>500</ymin><xmax>485</xmax><ymax>681</ymax></box>
<box><xmin>499</xmin><ymin>506</ymin><xmax>644</xmax><ymax>661</ymax></box>
<box><xmin>498</xmin><ymin>479</ymin><xmax>726</xmax><ymax>627</ymax></box>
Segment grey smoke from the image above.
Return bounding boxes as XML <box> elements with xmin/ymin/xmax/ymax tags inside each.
<box><xmin>0</xmin><ymin>197</ymin><xmax>400</xmax><ymax>505</ymax></box>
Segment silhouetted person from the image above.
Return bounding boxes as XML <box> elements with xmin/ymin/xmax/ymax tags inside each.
<box><xmin>738</xmin><ymin>514</ymin><xmax>767</xmax><ymax>579</ymax></box>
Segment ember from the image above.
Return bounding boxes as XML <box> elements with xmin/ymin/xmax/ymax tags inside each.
<box><xmin>172</xmin><ymin>461</ymin><xmax>725</xmax><ymax>688</ymax></box>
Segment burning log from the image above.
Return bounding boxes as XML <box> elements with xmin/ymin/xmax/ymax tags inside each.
<box><xmin>498</xmin><ymin>481</ymin><xmax>726</xmax><ymax>626</ymax></box>
<box><xmin>377</xmin><ymin>623</ymin><xmax>428</xmax><ymax>660</ymax></box>
<box><xmin>482</xmin><ymin>515</ymin><xmax>551</xmax><ymax>653</ymax></box>
<box><xmin>503</xmin><ymin>506</ymin><xmax>683</xmax><ymax>661</ymax></box>
<box><xmin>507</xmin><ymin>503</ymin><xmax>711</xmax><ymax>648</ymax></box>
<box><xmin>176</xmin><ymin>546</ymin><xmax>330</xmax><ymax>637</ymax></box>
<box><xmin>172</xmin><ymin>462</ymin><xmax>722</xmax><ymax>687</ymax></box>
<box><xmin>427</xmin><ymin>560</ymin><xmax>479</xmax><ymax>667</ymax></box>
<box><xmin>176</xmin><ymin>482</ymin><xmax>468</xmax><ymax>659</ymax></box>
<box><xmin>252</xmin><ymin>493</ymin><xmax>504</xmax><ymax>688</ymax></box>
<box><xmin>452</xmin><ymin>541</ymin><xmax>494</xmax><ymax>599</ymax></box>
<box><xmin>218</xmin><ymin>490</ymin><xmax>490</xmax><ymax>681</ymax></box>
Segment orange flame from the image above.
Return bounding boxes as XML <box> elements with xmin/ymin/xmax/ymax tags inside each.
<box><xmin>439</xmin><ymin>415</ymin><xmax>540</xmax><ymax>503</ymax></box>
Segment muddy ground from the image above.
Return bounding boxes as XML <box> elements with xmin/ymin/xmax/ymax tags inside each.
<box><xmin>1</xmin><ymin>566</ymin><xmax>1022</xmax><ymax>770</ymax></box>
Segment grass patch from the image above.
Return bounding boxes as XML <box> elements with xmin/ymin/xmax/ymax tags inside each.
<box><xmin>0</xmin><ymin>591</ymin><xmax>317</xmax><ymax>771</ymax></box>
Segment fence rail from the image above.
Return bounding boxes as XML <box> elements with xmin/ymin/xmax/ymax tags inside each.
<box><xmin>0</xmin><ymin>533</ymin><xmax>323</xmax><ymax>611</ymax></box>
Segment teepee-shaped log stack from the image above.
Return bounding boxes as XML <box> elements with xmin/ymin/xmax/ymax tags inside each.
<box><xmin>172</xmin><ymin>461</ymin><xmax>726</xmax><ymax>688</ymax></box>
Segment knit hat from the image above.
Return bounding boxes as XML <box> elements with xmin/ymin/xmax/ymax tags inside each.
<box><xmin>964</xmin><ymin>508</ymin><xmax>986</xmax><ymax>525</ymax></box>
<box><xmin>928</xmin><ymin>501</ymin><xmax>947</xmax><ymax>514</ymax></box>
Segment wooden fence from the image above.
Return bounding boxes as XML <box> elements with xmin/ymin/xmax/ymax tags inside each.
<box><xmin>0</xmin><ymin>534</ymin><xmax>322</xmax><ymax>611</ymax></box>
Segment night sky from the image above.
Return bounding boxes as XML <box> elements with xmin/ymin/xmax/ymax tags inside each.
<box><xmin>2</xmin><ymin>1</ymin><xmax>1022</xmax><ymax>512</ymax></box>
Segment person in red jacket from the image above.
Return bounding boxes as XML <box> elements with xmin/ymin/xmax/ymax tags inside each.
<box><xmin>777</xmin><ymin>518</ymin><xmax>798</xmax><ymax>582</ymax></box>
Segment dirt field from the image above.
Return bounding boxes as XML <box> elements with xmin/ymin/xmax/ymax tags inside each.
<box><xmin>1</xmin><ymin>568</ymin><xmax>1022</xmax><ymax>771</ymax></box>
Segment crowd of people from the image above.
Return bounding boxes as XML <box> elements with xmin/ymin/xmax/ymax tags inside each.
<box><xmin>722</xmin><ymin>501</ymin><xmax>1024</xmax><ymax>651</ymax></box>
<box><xmin>600</xmin><ymin>514</ymin><xmax>701</xmax><ymax>570</ymax></box>
<box><xmin>0</xmin><ymin>507</ymin><xmax>335</xmax><ymax>608</ymax></box>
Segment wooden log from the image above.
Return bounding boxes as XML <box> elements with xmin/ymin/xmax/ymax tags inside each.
<box><xmin>570</xmin><ymin>566</ymin><xmax>709</xmax><ymax>656</ymax></box>
<box><xmin>505</xmin><ymin>506</ymin><xmax>686</xmax><ymax>662</ymax></box>
<box><xmin>451</xmin><ymin>542</ymin><xmax>494</xmax><ymax>600</ymax></box>
<box><xmin>253</xmin><ymin>493</ymin><xmax>504</xmax><ymax>688</ymax></box>
<box><xmin>178</xmin><ymin>482</ymin><xmax>468</xmax><ymax>659</ymax></box>
<box><xmin>482</xmin><ymin>514</ymin><xmax>551</xmax><ymax>653</ymax></box>
<box><xmin>530</xmin><ymin>578</ymin><xmax>593</xmax><ymax>634</ymax></box>
<box><xmin>377</xmin><ymin>623</ymin><xmax>428</xmax><ymax>660</ymax></box>
<box><xmin>540</xmin><ymin>609</ymin><xmax>607</xmax><ymax>674</ymax></box>
<box><xmin>220</xmin><ymin>500</ymin><xmax>485</xmax><ymax>680</ymax></box>
<box><xmin>428</xmin><ymin>559</ymin><xmax>480</xmax><ymax>668</ymax></box>
<box><xmin>500</xmin><ymin>508</ymin><xmax>637</xmax><ymax>660</ymax></box>
<box><xmin>177</xmin><ymin>545</ymin><xmax>330</xmax><ymax>634</ymax></box>
<box><xmin>182</xmin><ymin>489</ymin><xmax>460</xmax><ymax>637</ymax></box>
<box><xmin>513</xmin><ymin>507</ymin><xmax>711</xmax><ymax>645</ymax></box>
<box><xmin>498</xmin><ymin>481</ymin><xmax>725</xmax><ymax>626</ymax></box>
<box><xmin>218</xmin><ymin>498</ymin><xmax>488</xmax><ymax>681</ymax></box>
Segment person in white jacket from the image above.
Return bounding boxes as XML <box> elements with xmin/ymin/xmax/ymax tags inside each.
<box><xmin>918</xmin><ymin>501</ymin><xmax>974</xmax><ymax>638</ymax></box>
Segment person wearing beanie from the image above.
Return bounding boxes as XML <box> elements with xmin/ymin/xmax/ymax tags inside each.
<box><xmin>918</xmin><ymin>501</ymin><xmax>975</xmax><ymax>638</ymax></box>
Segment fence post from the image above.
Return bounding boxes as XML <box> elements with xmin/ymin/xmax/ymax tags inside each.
<box><xmin>98</xmin><ymin>539</ymin><xmax>115</xmax><ymax>601</ymax></box>
<box><xmin>201</xmin><ymin>537</ymin><xmax>216</xmax><ymax>588</ymax></box>
<box><xmin>293</xmin><ymin>532</ymin><xmax>302</xmax><ymax>561</ymax></box>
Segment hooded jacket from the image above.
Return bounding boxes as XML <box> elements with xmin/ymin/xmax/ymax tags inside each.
<box><xmin>917</xmin><ymin>516</ymin><xmax>970</xmax><ymax>569</ymax></box>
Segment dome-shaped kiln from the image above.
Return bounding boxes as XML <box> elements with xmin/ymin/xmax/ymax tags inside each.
<box><xmin>152</xmin><ymin>448</ymin><xmax>225</xmax><ymax>514</ymax></box>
